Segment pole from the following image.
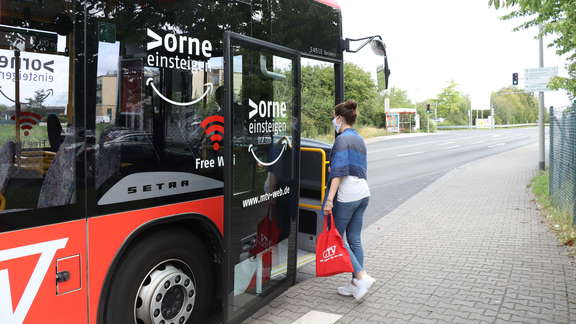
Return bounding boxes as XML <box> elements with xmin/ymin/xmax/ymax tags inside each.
<box><xmin>491</xmin><ymin>103</ymin><xmax>495</xmax><ymax>129</ymax></box>
<box><xmin>538</xmin><ymin>24</ymin><xmax>546</xmax><ymax>170</ymax></box>
<box><xmin>14</xmin><ymin>50</ymin><xmax>20</xmax><ymax>145</ymax></box>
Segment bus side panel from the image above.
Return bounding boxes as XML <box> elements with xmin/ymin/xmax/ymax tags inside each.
<box><xmin>87</xmin><ymin>196</ymin><xmax>223</xmax><ymax>324</ymax></box>
<box><xmin>0</xmin><ymin>220</ymin><xmax>87</xmax><ymax>324</ymax></box>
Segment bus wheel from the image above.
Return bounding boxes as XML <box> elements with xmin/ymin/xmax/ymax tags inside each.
<box><xmin>103</xmin><ymin>230</ymin><xmax>214</xmax><ymax>324</ymax></box>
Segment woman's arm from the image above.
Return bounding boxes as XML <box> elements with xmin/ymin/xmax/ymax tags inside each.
<box><xmin>323</xmin><ymin>177</ymin><xmax>341</xmax><ymax>215</ymax></box>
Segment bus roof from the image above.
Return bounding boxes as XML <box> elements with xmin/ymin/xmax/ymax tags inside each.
<box><xmin>315</xmin><ymin>0</ymin><xmax>340</xmax><ymax>9</ymax></box>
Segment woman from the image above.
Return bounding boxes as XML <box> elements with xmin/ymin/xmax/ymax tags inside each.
<box><xmin>323</xmin><ymin>99</ymin><xmax>374</xmax><ymax>300</ymax></box>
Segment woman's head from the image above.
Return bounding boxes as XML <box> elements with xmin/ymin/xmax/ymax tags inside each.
<box><xmin>334</xmin><ymin>100</ymin><xmax>358</xmax><ymax>127</ymax></box>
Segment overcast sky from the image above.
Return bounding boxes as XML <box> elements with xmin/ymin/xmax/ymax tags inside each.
<box><xmin>339</xmin><ymin>0</ymin><xmax>572</xmax><ymax>110</ymax></box>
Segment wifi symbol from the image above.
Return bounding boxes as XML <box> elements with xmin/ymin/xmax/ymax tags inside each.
<box><xmin>11</xmin><ymin>112</ymin><xmax>43</xmax><ymax>136</ymax></box>
<box><xmin>200</xmin><ymin>115</ymin><xmax>224</xmax><ymax>151</ymax></box>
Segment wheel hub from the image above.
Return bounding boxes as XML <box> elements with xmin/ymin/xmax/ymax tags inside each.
<box><xmin>135</xmin><ymin>263</ymin><xmax>196</xmax><ymax>324</ymax></box>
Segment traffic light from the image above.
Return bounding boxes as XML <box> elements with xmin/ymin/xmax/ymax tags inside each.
<box><xmin>426</xmin><ymin>104</ymin><xmax>431</xmax><ymax>113</ymax></box>
<box><xmin>512</xmin><ymin>73</ymin><xmax>518</xmax><ymax>86</ymax></box>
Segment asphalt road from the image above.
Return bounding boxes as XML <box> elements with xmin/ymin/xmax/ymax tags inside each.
<box><xmin>364</xmin><ymin>127</ymin><xmax>542</xmax><ymax>227</ymax></box>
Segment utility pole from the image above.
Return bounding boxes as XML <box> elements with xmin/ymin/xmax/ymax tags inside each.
<box><xmin>538</xmin><ymin>25</ymin><xmax>546</xmax><ymax>170</ymax></box>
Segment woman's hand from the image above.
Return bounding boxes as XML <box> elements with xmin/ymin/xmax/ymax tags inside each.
<box><xmin>324</xmin><ymin>199</ymin><xmax>333</xmax><ymax>215</ymax></box>
<box><xmin>324</xmin><ymin>177</ymin><xmax>341</xmax><ymax>216</ymax></box>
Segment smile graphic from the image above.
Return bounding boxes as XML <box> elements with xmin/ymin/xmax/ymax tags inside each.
<box><xmin>248</xmin><ymin>137</ymin><xmax>291</xmax><ymax>167</ymax></box>
<box><xmin>146</xmin><ymin>78</ymin><xmax>213</xmax><ymax>106</ymax></box>
<box><xmin>0</xmin><ymin>87</ymin><xmax>53</xmax><ymax>104</ymax></box>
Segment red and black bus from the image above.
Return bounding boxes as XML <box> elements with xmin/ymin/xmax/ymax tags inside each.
<box><xmin>0</xmin><ymin>1</ymin><xmax>388</xmax><ymax>323</ymax></box>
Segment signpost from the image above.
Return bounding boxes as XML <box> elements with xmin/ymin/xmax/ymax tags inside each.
<box><xmin>524</xmin><ymin>66</ymin><xmax>558</xmax><ymax>92</ymax></box>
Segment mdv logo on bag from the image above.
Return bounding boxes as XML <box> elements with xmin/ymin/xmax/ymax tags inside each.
<box><xmin>0</xmin><ymin>238</ymin><xmax>68</xmax><ymax>324</ymax></box>
<box><xmin>322</xmin><ymin>245</ymin><xmax>337</xmax><ymax>259</ymax></box>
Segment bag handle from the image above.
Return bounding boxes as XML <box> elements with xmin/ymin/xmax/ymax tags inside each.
<box><xmin>323</xmin><ymin>211</ymin><xmax>336</xmax><ymax>232</ymax></box>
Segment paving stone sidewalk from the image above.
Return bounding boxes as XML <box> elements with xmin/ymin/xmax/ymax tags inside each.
<box><xmin>246</xmin><ymin>143</ymin><xmax>576</xmax><ymax>324</ymax></box>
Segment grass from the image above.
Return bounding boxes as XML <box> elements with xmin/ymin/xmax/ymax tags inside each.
<box><xmin>0</xmin><ymin>124</ymin><xmax>49</xmax><ymax>148</ymax></box>
<box><xmin>531</xmin><ymin>171</ymin><xmax>576</xmax><ymax>257</ymax></box>
<box><xmin>309</xmin><ymin>126</ymin><xmax>394</xmax><ymax>144</ymax></box>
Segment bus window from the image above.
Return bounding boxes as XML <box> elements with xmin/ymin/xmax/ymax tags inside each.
<box><xmin>89</xmin><ymin>0</ymin><xmax>251</xmax><ymax>207</ymax></box>
<box><xmin>0</xmin><ymin>3</ymin><xmax>78</xmax><ymax>213</ymax></box>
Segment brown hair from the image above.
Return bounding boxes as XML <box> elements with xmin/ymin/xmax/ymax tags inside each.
<box><xmin>334</xmin><ymin>100</ymin><xmax>358</xmax><ymax>125</ymax></box>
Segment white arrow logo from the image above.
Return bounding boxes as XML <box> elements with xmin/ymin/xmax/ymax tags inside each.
<box><xmin>248</xmin><ymin>99</ymin><xmax>258</xmax><ymax>119</ymax></box>
<box><xmin>147</xmin><ymin>28</ymin><xmax>162</xmax><ymax>50</ymax></box>
<box><xmin>147</xmin><ymin>78</ymin><xmax>213</xmax><ymax>106</ymax></box>
<box><xmin>0</xmin><ymin>238</ymin><xmax>68</xmax><ymax>324</ymax></box>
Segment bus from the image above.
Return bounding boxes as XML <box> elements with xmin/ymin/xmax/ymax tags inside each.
<box><xmin>0</xmin><ymin>1</ymin><xmax>388</xmax><ymax>323</ymax></box>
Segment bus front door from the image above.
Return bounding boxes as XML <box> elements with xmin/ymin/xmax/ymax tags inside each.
<box><xmin>223</xmin><ymin>32</ymin><xmax>301</xmax><ymax>324</ymax></box>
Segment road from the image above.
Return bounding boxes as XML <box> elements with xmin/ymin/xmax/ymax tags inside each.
<box><xmin>364</xmin><ymin>127</ymin><xmax>542</xmax><ymax>227</ymax></box>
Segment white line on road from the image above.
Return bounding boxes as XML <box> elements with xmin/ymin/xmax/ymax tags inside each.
<box><xmin>396</xmin><ymin>151</ymin><xmax>425</xmax><ymax>157</ymax></box>
<box><xmin>438</xmin><ymin>141</ymin><xmax>456</xmax><ymax>146</ymax></box>
<box><xmin>488</xmin><ymin>143</ymin><xmax>506</xmax><ymax>148</ymax></box>
<box><xmin>470</xmin><ymin>141</ymin><xmax>485</xmax><ymax>145</ymax></box>
<box><xmin>445</xmin><ymin>145</ymin><xmax>461</xmax><ymax>150</ymax></box>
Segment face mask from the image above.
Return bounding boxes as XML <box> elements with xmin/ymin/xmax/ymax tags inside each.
<box><xmin>332</xmin><ymin>117</ymin><xmax>342</xmax><ymax>133</ymax></box>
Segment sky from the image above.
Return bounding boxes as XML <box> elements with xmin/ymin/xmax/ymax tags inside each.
<box><xmin>339</xmin><ymin>0</ymin><xmax>572</xmax><ymax>110</ymax></box>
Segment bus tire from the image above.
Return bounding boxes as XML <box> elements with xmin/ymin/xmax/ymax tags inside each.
<box><xmin>103</xmin><ymin>229</ymin><xmax>214</xmax><ymax>324</ymax></box>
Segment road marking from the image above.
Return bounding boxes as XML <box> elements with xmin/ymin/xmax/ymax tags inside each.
<box><xmin>397</xmin><ymin>151</ymin><xmax>424</xmax><ymax>157</ymax></box>
<box><xmin>470</xmin><ymin>141</ymin><xmax>485</xmax><ymax>145</ymax></box>
<box><xmin>438</xmin><ymin>141</ymin><xmax>456</xmax><ymax>146</ymax></box>
<box><xmin>293</xmin><ymin>311</ymin><xmax>342</xmax><ymax>324</ymax></box>
<box><xmin>488</xmin><ymin>143</ymin><xmax>506</xmax><ymax>148</ymax></box>
<box><xmin>445</xmin><ymin>145</ymin><xmax>461</xmax><ymax>150</ymax></box>
<box><xmin>369</xmin><ymin>140</ymin><xmax>442</xmax><ymax>153</ymax></box>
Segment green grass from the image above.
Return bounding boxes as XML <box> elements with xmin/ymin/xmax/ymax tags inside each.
<box><xmin>309</xmin><ymin>126</ymin><xmax>394</xmax><ymax>144</ymax></box>
<box><xmin>531</xmin><ymin>171</ymin><xmax>576</xmax><ymax>256</ymax></box>
<box><xmin>0</xmin><ymin>124</ymin><xmax>49</xmax><ymax>148</ymax></box>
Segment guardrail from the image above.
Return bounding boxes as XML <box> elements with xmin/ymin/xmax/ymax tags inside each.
<box><xmin>299</xmin><ymin>147</ymin><xmax>329</xmax><ymax>211</ymax></box>
<box><xmin>437</xmin><ymin>123</ymin><xmax>540</xmax><ymax>129</ymax></box>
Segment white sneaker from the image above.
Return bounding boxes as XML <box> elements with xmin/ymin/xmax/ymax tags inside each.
<box><xmin>352</xmin><ymin>275</ymin><xmax>376</xmax><ymax>300</ymax></box>
<box><xmin>365</xmin><ymin>274</ymin><xmax>376</xmax><ymax>287</ymax></box>
<box><xmin>337</xmin><ymin>282</ymin><xmax>355</xmax><ymax>296</ymax></box>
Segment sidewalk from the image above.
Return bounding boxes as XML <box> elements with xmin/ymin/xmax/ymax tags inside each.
<box><xmin>247</xmin><ymin>143</ymin><xmax>576</xmax><ymax>324</ymax></box>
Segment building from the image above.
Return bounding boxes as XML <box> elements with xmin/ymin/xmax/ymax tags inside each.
<box><xmin>96</xmin><ymin>74</ymin><xmax>118</xmax><ymax>123</ymax></box>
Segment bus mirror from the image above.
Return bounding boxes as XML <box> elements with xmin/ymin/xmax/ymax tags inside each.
<box><xmin>370</xmin><ymin>39</ymin><xmax>386</xmax><ymax>57</ymax></box>
<box><xmin>377</xmin><ymin>57</ymin><xmax>391</xmax><ymax>91</ymax></box>
<box><xmin>383</xmin><ymin>56</ymin><xmax>390</xmax><ymax>90</ymax></box>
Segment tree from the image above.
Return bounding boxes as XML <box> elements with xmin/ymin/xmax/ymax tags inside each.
<box><xmin>491</xmin><ymin>87</ymin><xmax>539</xmax><ymax>124</ymax></box>
<box><xmin>25</xmin><ymin>89</ymin><xmax>49</xmax><ymax>110</ymax></box>
<box><xmin>387</xmin><ymin>87</ymin><xmax>414</xmax><ymax>108</ymax></box>
<box><xmin>301</xmin><ymin>62</ymin><xmax>385</xmax><ymax>136</ymax></box>
<box><xmin>435</xmin><ymin>81</ymin><xmax>472</xmax><ymax>125</ymax></box>
<box><xmin>489</xmin><ymin>0</ymin><xmax>576</xmax><ymax>99</ymax></box>
<box><xmin>301</xmin><ymin>64</ymin><xmax>335</xmax><ymax>136</ymax></box>
<box><xmin>343</xmin><ymin>63</ymin><xmax>382</xmax><ymax>127</ymax></box>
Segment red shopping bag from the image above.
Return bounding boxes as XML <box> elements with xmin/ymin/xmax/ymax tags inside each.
<box><xmin>250</xmin><ymin>208</ymin><xmax>281</xmax><ymax>256</ymax></box>
<box><xmin>315</xmin><ymin>212</ymin><xmax>354</xmax><ymax>277</ymax></box>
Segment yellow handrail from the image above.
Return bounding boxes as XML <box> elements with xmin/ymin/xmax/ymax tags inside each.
<box><xmin>299</xmin><ymin>147</ymin><xmax>330</xmax><ymax>210</ymax></box>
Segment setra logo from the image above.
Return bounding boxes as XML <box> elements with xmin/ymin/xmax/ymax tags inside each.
<box><xmin>0</xmin><ymin>238</ymin><xmax>68</xmax><ymax>324</ymax></box>
<box><xmin>322</xmin><ymin>245</ymin><xmax>337</xmax><ymax>259</ymax></box>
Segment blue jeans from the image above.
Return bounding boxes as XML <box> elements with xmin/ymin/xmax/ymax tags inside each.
<box><xmin>333</xmin><ymin>197</ymin><xmax>369</xmax><ymax>273</ymax></box>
